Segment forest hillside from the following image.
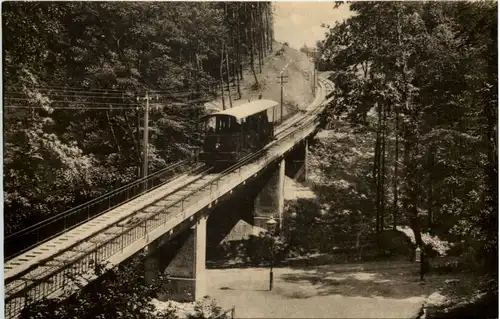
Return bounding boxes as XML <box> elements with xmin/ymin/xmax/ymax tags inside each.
<box><xmin>209</xmin><ymin>41</ymin><xmax>315</xmax><ymax>117</ymax></box>
<box><xmin>3</xmin><ymin>2</ymin><xmax>287</xmax><ymax>237</ymax></box>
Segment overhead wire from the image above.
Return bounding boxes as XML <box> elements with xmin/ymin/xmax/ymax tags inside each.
<box><xmin>16</xmin><ymin>85</ymin><xmax>135</xmax><ymax>92</ymax></box>
<box><xmin>5</xmin><ymin>89</ymin><xmax>215</xmax><ymax>99</ymax></box>
<box><xmin>4</xmin><ymin>105</ymin><xmax>142</xmax><ymax>110</ymax></box>
<box><xmin>4</xmin><ymin>95</ymin><xmax>213</xmax><ymax>105</ymax></box>
<box><xmin>4</xmin><ymin>97</ymin><xmax>143</xmax><ymax>106</ymax></box>
<box><xmin>7</xmin><ymin>84</ymin><xmax>217</xmax><ymax>95</ymax></box>
<box><xmin>4</xmin><ymin>84</ymin><xmax>218</xmax><ymax>113</ymax></box>
<box><xmin>5</xmin><ymin>93</ymin><xmax>137</xmax><ymax>99</ymax></box>
<box><xmin>6</xmin><ymin>90</ymin><xmax>133</xmax><ymax>96</ymax></box>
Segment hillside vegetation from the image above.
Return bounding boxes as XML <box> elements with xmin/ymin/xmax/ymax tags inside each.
<box><xmin>210</xmin><ymin>41</ymin><xmax>315</xmax><ymax>116</ymax></box>
<box><xmin>3</xmin><ymin>2</ymin><xmax>277</xmax><ymax>236</ymax></box>
<box><xmin>308</xmin><ymin>2</ymin><xmax>497</xmax><ymax>317</ymax></box>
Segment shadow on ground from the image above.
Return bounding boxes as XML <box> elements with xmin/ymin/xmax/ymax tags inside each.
<box><xmin>279</xmin><ymin>261</ymin><xmax>460</xmax><ymax>300</ymax></box>
<box><xmin>219</xmin><ymin>286</ymin><xmax>269</xmax><ymax>292</ymax></box>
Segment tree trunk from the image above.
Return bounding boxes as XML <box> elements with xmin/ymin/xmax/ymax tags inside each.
<box><xmin>234</xmin><ymin>8</ymin><xmax>242</xmax><ymax>99</ymax></box>
<box><xmin>236</xmin><ymin>4</ymin><xmax>243</xmax><ymax>80</ymax></box>
<box><xmin>403</xmin><ymin>121</ymin><xmax>422</xmax><ymax>247</ymax></box>
<box><xmin>427</xmin><ymin>146</ymin><xmax>435</xmax><ymax>233</ymax></box>
<box><xmin>235</xmin><ymin>55</ymin><xmax>241</xmax><ymax>99</ymax></box>
<box><xmin>106</xmin><ymin>110</ymin><xmax>121</xmax><ymax>155</ymax></box>
<box><xmin>229</xmin><ymin>8</ymin><xmax>236</xmax><ymax>87</ymax></box>
<box><xmin>483</xmin><ymin>22</ymin><xmax>498</xmax><ymax>274</ymax></box>
<box><xmin>249</xmin><ymin>8</ymin><xmax>259</xmax><ymax>86</ymax></box>
<box><xmin>374</xmin><ymin>102</ymin><xmax>382</xmax><ymax>235</ymax></box>
<box><xmin>256</xmin><ymin>3</ymin><xmax>262</xmax><ymax>73</ymax></box>
<box><xmin>392</xmin><ymin>104</ymin><xmax>399</xmax><ymax>230</ymax></box>
<box><xmin>380</xmin><ymin>102</ymin><xmax>387</xmax><ymax>232</ymax></box>
<box><xmin>264</xmin><ymin>4</ymin><xmax>270</xmax><ymax>52</ymax></box>
<box><xmin>268</xmin><ymin>4</ymin><xmax>273</xmax><ymax>51</ymax></box>
<box><xmin>225</xmin><ymin>48</ymin><xmax>233</xmax><ymax>108</ymax></box>
<box><xmin>396</xmin><ymin>6</ymin><xmax>421</xmax><ymax>246</ymax></box>
<box><xmin>122</xmin><ymin>109</ymin><xmax>141</xmax><ymax>171</ymax></box>
<box><xmin>220</xmin><ymin>46</ymin><xmax>226</xmax><ymax>110</ymax></box>
<box><xmin>409</xmin><ymin>142</ymin><xmax>421</xmax><ymax>247</ymax></box>
<box><xmin>135</xmin><ymin>108</ymin><xmax>142</xmax><ymax>178</ymax></box>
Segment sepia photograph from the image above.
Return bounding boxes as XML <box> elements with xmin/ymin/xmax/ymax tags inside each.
<box><xmin>2</xmin><ymin>1</ymin><xmax>498</xmax><ymax>318</ymax></box>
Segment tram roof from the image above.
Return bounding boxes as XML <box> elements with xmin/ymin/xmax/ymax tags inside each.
<box><xmin>203</xmin><ymin>99</ymin><xmax>278</xmax><ymax>121</ymax></box>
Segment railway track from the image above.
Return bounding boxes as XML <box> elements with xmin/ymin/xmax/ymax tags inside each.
<box><xmin>4</xmin><ymin>159</ymin><xmax>204</xmax><ymax>261</ymax></box>
<box><xmin>4</xmin><ymin>76</ymin><xmax>335</xmax><ymax>319</ymax></box>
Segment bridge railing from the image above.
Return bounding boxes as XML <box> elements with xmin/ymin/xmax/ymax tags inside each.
<box><xmin>5</xmin><ymin>158</ymin><xmax>197</xmax><ymax>260</ymax></box>
<box><xmin>5</xmin><ymin>79</ymin><xmax>333</xmax><ymax>319</ymax></box>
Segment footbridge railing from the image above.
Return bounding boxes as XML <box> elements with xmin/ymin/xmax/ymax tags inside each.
<box><xmin>5</xmin><ymin>159</ymin><xmax>199</xmax><ymax>260</ymax></box>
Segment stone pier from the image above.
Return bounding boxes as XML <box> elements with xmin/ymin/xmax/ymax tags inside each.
<box><xmin>145</xmin><ymin>215</ymin><xmax>207</xmax><ymax>302</ymax></box>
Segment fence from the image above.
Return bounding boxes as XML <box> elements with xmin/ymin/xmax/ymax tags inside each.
<box><xmin>5</xmin><ymin>159</ymin><xmax>198</xmax><ymax>260</ymax></box>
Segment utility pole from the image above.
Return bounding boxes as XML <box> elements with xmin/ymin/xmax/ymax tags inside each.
<box><xmin>277</xmin><ymin>59</ymin><xmax>292</xmax><ymax>125</ymax></box>
<box><xmin>311</xmin><ymin>48</ymin><xmax>318</xmax><ymax>96</ymax></box>
<box><xmin>313</xmin><ymin>61</ymin><xmax>316</xmax><ymax>96</ymax></box>
<box><xmin>276</xmin><ymin>74</ymin><xmax>288</xmax><ymax>124</ymax></box>
<box><xmin>143</xmin><ymin>91</ymin><xmax>150</xmax><ymax>180</ymax></box>
<box><xmin>137</xmin><ymin>91</ymin><xmax>151</xmax><ymax>190</ymax></box>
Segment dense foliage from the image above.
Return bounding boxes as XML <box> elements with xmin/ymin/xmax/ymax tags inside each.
<box><xmin>3</xmin><ymin>2</ymin><xmax>274</xmax><ymax>236</ymax></box>
<box><xmin>20</xmin><ymin>254</ymin><xmax>162</xmax><ymax>319</ymax></box>
<box><xmin>20</xmin><ymin>253</ymin><xmax>230</xmax><ymax>319</ymax></box>
<box><xmin>318</xmin><ymin>1</ymin><xmax>497</xmax><ymax>275</ymax></box>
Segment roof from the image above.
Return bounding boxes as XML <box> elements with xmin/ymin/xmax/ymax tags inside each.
<box><xmin>203</xmin><ymin>99</ymin><xmax>278</xmax><ymax>121</ymax></box>
<box><xmin>220</xmin><ymin>220</ymin><xmax>267</xmax><ymax>244</ymax></box>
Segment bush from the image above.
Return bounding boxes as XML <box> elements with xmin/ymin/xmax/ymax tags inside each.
<box><xmin>187</xmin><ymin>298</ymin><xmax>231</xmax><ymax>319</ymax></box>
<box><xmin>396</xmin><ymin>226</ymin><xmax>451</xmax><ymax>258</ymax></box>
<box><xmin>243</xmin><ymin>232</ymin><xmax>287</xmax><ymax>265</ymax></box>
<box><xmin>377</xmin><ymin>230</ymin><xmax>414</xmax><ymax>259</ymax></box>
<box><xmin>283</xmin><ymin>199</ymin><xmax>325</xmax><ymax>253</ymax></box>
<box><xmin>422</xmin><ymin>233</ymin><xmax>451</xmax><ymax>257</ymax></box>
<box><xmin>20</xmin><ymin>253</ymin><xmax>162</xmax><ymax>319</ymax></box>
<box><xmin>429</xmin><ymin>257</ymin><xmax>464</xmax><ymax>274</ymax></box>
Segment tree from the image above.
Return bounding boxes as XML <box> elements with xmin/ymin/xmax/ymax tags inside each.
<box><xmin>3</xmin><ymin>2</ymin><xmax>275</xmax><ymax>240</ymax></box>
<box><xmin>320</xmin><ymin>1</ymin><xmax>497</xmax><ymax>273</ymax></box>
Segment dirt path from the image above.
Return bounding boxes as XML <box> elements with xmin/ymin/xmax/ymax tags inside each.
<box><xmin>206</xmin><ymin>261</ymin><xmax>445</xmax><ymax>318</ymax></box>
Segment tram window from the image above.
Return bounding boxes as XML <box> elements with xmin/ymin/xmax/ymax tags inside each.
<box><xmin>216</xmin><ymin>116</ymin><xmax>235</xmax><ymax>133</ymax></box>
<box><xmin>245</xmin><ymin>116</ymin><xmax>255</xmax><ymax>130</ymax></box>
<box><xmin>206</xmin><ymin>117</ymin><xmax>216</xmax><ymax>133</ymax></box>
<box><xmin>258</xmin><ymin>112</ymin><xmax>267</xmax><ymax>123</ymax></box>
<box><xmin>217</xmin><ymin>117</ymin><xmax>226</xmax><ymax>132</ymax></box>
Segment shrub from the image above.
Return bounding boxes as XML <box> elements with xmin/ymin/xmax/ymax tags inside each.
<box><xmin>20</xmin><ymin>253</ymin><xmax>162</xmax><ymax>319</ymax></box>
<box><xmin>243</xmin><ymin>232</ymin><xmax>287</xmax><ymax>265</ymax></box>
<box><xmin>377</xmin><ymin>229</ymin><xmax>414</xmax><ymax>259</ymax></box>
<box><xmin>187</xmin><ymin>298</ymin><xmax>231</xmax><ymax>319</ymax></box>
<box><xmin>396</xmin><ymin>226</ymin><xmax>451</xmax><ymax>257</ymax></box>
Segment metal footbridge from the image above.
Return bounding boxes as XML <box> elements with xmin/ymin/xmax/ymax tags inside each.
<box><xmin>4</xmin><ymin>76</ymin><xmax>335</xmax><ymax>318</ymax></box>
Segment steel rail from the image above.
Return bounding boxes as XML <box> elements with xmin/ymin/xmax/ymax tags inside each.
<box><xmin>4</xmin><ymin>163</ymin><xmax>216</xmax><ymax>318</ymax></box>
<box><xmin>7</xmin><ymin>78</ymin><xmax>330</xmax><ymax>274</ymax></box>
<box><xmin>4</xmin><ymin>158</ymin><xmax>199</xmax><ymax>261</ymax></box>
<box><xmin>5</xmin><ymin>77</ymin><xmax>335</xmax><ymax>319</ymax></box>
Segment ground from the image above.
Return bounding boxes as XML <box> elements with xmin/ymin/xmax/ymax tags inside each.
<box><xmin>204</xmin><ymin>261</ymin><xmax>463</xmax><ymax>318</ymax></box>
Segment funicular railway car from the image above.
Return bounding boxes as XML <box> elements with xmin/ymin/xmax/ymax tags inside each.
<box><xmin>199</xmin><ymin>99</ymin><xmax>279</xmax><ymax>167</ymax></box>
